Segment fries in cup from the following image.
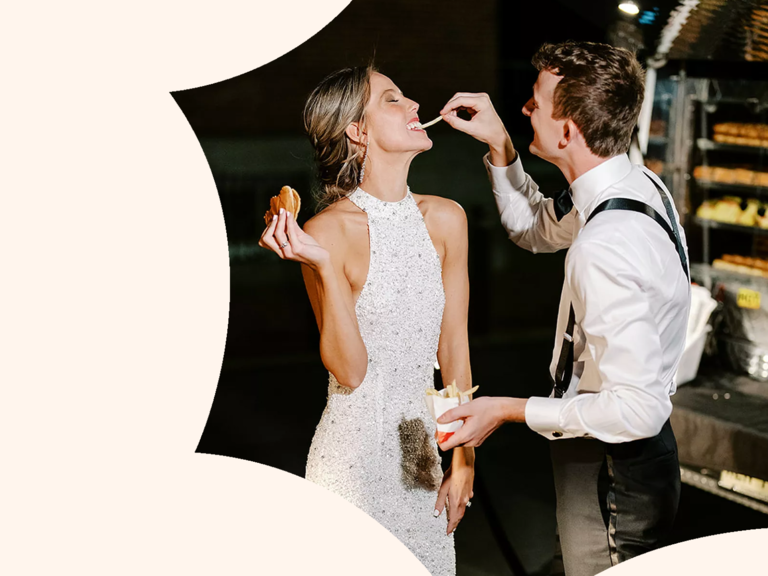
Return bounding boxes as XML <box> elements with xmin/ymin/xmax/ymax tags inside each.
<box><xmin>425</xmin><ymin>381</ymin><xmax>479</xmax><ymax>444</ymax></box>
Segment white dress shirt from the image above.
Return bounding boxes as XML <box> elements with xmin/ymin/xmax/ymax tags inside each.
<box><xmin>484</xmin><ymin>152</ymin><xmax>691</xmax><ymax>443</ymax></box>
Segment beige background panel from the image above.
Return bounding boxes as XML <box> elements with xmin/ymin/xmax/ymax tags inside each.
<box><xmin>1</xmin><ymin>0</ymin><xmax>429</xmax><ymax>574</ymax></box>
<box><xmin>3</xmin><ymin>0</ymin><xmax>767</xmax><ymax>574</ymax></box>
<box><xmin>600</xmin><ymin>528</ymin><xmax>768</xmax><ymax>575</ymax></box>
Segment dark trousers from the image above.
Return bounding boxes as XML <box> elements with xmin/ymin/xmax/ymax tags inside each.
<box><xmin>549</xmin><ymin>420</ymin><xmax>681</xmax><ymax>576</ymax></box>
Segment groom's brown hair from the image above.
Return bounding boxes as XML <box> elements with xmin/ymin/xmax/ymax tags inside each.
<box><xmin>532</xmin><ymin>41</ymin><xmax>645</xmax><ymax>158</ymax></box>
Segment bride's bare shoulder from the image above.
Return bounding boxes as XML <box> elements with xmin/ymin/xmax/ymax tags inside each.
<box><xmin>412</xmin><ymin>194</ymin><xmax>467</xmax><ymax>232</ymax></box>
<box><xmin>304</xmin><ymin>197</ymin><xmax>367</xmax><ymax>246</ymax></box>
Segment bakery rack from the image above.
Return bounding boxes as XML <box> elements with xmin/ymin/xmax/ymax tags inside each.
<box><xmin>645</xmin><ymin>73</ymin><xmax>768</xmax><ymax>267</ymax></box>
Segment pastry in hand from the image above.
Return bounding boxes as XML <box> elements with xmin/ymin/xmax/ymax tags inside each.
<box><xmin>264</xmin><ymin>186</ymin><xmax>301</xmax><ymax>226</ymax></box>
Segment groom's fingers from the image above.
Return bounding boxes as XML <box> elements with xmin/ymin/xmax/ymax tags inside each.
<box><xmin>440</xmin><ymin>94</ymin><xmax>486</xmax><ymax>116</ymax></box>
<box><xmin>439</xmin><ymin>427</ymin><xmax>469</xmax><ymax>451</ymax></box>
<box><xmin>441</xmin><ymin>113</ymin><xmax>474</xmax><ymax>133</ymax></box>
<box><xmin>437</xmin><ymin>404</ymin><xmax>471</xmax><ymax>425</ymax></box>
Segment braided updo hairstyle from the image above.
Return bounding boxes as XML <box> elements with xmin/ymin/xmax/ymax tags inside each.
<box><xmin>303</xmin><ymin>65</ymin><xmax>375</xmax><ymax>211</ymax></box>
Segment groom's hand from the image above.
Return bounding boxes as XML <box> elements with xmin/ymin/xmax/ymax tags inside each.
<box><xmin>440</xmin><ymin>93</ymin><xmax>516</xmax><ymax>166</ymax></box>
<box><xmin>437</xmin><ymin>396</ymin><xmax>527</xmax><ymax>451</ymax></box>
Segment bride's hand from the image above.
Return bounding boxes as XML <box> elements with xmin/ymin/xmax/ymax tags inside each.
<box><xmin>435</xmin><ymin>463</ymin><xmax>475</xmax><ymax>535</ymax></box>
<box><xmin>259</xmin><ymin>209</ymin><xmax>330</xmax><ymax>270</ymax></box>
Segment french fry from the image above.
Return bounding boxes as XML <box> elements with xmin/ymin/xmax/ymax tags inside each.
<box><xmin>419</xmin><ymin>116</ymin><xmax>443</xmax><ymax>130</ymax></box>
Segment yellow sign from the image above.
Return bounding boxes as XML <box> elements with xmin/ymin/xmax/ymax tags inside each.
<box><xmin>737</xmin><ymin>288</ymin><xmax>761</xmax><ymax>310</ymax></box>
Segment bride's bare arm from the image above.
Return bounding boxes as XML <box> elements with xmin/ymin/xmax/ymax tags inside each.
<box><xmin>425</xmin><ymin>196</ymin><xmax>475</xmax><ymax>534</ymax></box>
<box><xmin>433</xmin><ymin>200</ymin><xmax>471</xmax><ymax>396</ymax></box>
<box><xmin>301</xmin><ymin>216</ymin><xmax>368</xmax><ymax>389</ymax></box>
<box><xmin>260</xmin><ymin>209</ymin><xmax>367</xmax><ymax>389</ymax></box>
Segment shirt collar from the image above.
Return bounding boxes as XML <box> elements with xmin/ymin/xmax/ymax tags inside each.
<box><xmin>569</xmin><ymin>154</ymin><xmax>633</xmax><ymax>219</ymax></box>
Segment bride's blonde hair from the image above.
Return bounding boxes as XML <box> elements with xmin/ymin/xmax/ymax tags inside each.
<box><xmin>303</xmin><ymin>65</ymin><xmax>375</xmax><ymax>211</ymax></box>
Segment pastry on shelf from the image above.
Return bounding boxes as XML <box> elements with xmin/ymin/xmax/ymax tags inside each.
<box><xmin>713</xmin><ymin>259</ymin><xmax>768</xmax><ymax>277</ymax></box>
<box><xmin>757</xmin><ymin>204</ymin><xmax>768</xmax><ymax>229</ymax></box>
<box><xmin>735</xmin><ymin>168</ymin><xmax>757</xmax><ymax>186</ymax></box>
<box><xmin>712</xmin><ymin>196</ymin><xmax>743</xmax><ymax>223</ymax></box>
<box><xmin>693</xmin><ymin>165</ymin><xmax>768</xmax><ymax>188</ymax></box>
<box><xmin>715</xmin><ymin>167</ymin><xmax>739</xmax><ymax>184</ymax></box>
<box><xmin>696</xmin><ymin>196</ymin><xmax>743</xmax><ymax>223</ymax></box>
<box><xmin>722</xmin><ymin>254</ymin><xmax>768</xmax><ymax>270</ymax></box>
<box><xmin>649</xmin><ymin>119</ymin><xmax>667</xmax><ymax>136</ymax></box>
<box><xmin>693</xmin><ymin>165</ymin><xmax>713</xmax><ymax>180</ymax></box>
<box><xmin>713</xmin><ymin>133</ymin><xmax>768</xmax><ymax>148</ymax></box>
<box><xmin>737</xmin><ymin>198</ymin><xmax>761</xmax><ymax>227</ymax></box>
<box><xmin>714</xmin><ymin>254</ymin><xmax>768</xmax><ymax>278</ymax></box>
<box><xmin>713</xmin><ymin>122</ymin><xmax>768</xmax><ymax>139</ymax></box>
<box><xmin>696</xmin><ymin>199</ymin><xmax>716</xmax><ymax>220</ymax></box>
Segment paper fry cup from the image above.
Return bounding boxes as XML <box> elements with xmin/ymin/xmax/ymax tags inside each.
<box><xmin>425</xmin><ymin>388</ymin><xmax>471</xmax><ymax>444</ymax></box>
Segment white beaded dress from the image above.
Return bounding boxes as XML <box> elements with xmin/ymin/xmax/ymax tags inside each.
<box><xmin>305</xmin><ymin>187</ymin><xmax>455</xmax><ymax>575</ymax></box>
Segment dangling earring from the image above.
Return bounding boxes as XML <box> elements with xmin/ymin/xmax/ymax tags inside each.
<box><xmin>358</xmin><ymin>142</ymin><xmax>368</xmax><ymax>185</ymax></box>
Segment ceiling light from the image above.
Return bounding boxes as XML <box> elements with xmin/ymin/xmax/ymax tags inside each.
<box><xmin>619</xmin><ymin>1</ymin><xmax>640</xmax><ymax>15</ymax></box>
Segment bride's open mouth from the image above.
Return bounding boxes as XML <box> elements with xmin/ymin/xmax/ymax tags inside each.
<box><xmin>406</xmin><ymin>119</ymin><xmax>425</xmax><ymax>132</ymax></box>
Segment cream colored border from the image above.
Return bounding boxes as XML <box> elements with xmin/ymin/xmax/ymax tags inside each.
<box><xmin>2</xmin><ymin>1</ymin><xmax>429</xmax><ymax>573</ymax></box>
<box><xmin>601</xmin><ymin>528</ymin><xmax>768</xmax><ymax>574</ymax></box>
<box><xmin>3</xmin><ymin>1</ymin><xmax>767</xmax><ymax>573</ymax></box>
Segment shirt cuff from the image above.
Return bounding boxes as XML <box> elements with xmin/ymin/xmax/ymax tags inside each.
<box><xmin>525</xmin><ymin>396</ymin><xmax>567</xmax><ymax>439</ymax></box>
<box><xmin>483</xmin><ymin>151</ymin><xmax>527</xmax><ymax>190</ymax></box>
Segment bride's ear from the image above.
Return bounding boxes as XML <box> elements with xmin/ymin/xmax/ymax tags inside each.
<box><xmin>345</xmin><ymin>122</ymin><xmax>366</xmax><ymax>146</ymax></box>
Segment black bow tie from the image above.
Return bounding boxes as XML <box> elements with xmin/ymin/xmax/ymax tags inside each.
<box><xmin>553</xmin><ymin>188</ymin><xmax>574</xmax><ymax>221</ymax></box>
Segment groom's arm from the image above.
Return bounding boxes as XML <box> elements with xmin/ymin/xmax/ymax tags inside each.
<box><xmin>485</xmin><ymin>148</ymin><xmax>576</xmax><ymax>254</ymax></box>
<box><xmin>525</xmin><ymin>239</ymin><xmax>672</xmax><ymax>443</ymax></box>
<box><xmin>437</xmin><ymin>238</ymin><xmax>672</xmax><ymax>450</ymax></box>
<box><xmin>440</xmin><ymin>92</ymin><xmax>575</xmax><ymax>254</ymax></box>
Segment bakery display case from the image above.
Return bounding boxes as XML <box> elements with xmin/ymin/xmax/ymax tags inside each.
<box><xmin>644</xmin><ymin>71</ymin><xmax>768</xmax><ymax>514</ymax></box>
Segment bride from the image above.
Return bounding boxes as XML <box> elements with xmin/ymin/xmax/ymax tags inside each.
<box><xmin>259</xmin><ymin>66</ymin><xmax>474</xmax><ymax>575</ymax></box>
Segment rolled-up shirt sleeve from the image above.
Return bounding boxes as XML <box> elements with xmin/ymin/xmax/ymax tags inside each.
<box><xmin>525</xmin><ymin>238</ymin><xmax>673</xmax><ymax>443</ymax></box>
<box><xmin>483</xmin><ymin>152</ymin><xmax>575</xmax><ymax>254</ymax></box>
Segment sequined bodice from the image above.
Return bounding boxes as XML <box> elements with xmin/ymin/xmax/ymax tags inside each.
<box><xmin>304</xmin><ymin>186</ymin><xmax>454</xmax><ymax>576</ymax></box>
<box><xmin>349</xmin><ymin>187</ymin><xmax>446</xmax><ymax>394</ymax></box>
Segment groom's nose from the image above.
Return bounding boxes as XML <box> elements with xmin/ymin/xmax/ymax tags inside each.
<box><xmin>522</xmin><ymin>98</ymin><xmax>534</xmax><ymax>117</ymax></box>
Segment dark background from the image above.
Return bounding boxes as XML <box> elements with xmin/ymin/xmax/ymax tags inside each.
<box><xmin>172</xmin><ymin>2</ymin><xmax>768</xmax><ymax>574</ymax></box>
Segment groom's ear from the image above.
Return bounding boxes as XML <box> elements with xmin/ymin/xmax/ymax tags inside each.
<box><xmin>345</xmin><ymin>122</ymin><xmax>365</xmax><ymax>145</ymax></box>
<box><xmin>560</xmin><ymin>118</ymin><xmax>582</xmax><ymax>149</ymax></box>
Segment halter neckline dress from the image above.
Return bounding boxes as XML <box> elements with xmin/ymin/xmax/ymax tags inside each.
<box><xmin>305</xmin><ymin>186</ymin><xmax>455</xmax><ymax>575</ymax></box>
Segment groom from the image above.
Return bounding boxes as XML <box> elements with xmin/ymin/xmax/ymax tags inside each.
<box><xmin>437</xmin><ymin>41</ymin><xmax>690</xmax><ymax>575</ymax></box>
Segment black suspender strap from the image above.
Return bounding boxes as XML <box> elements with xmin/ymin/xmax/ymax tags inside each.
<box><xmin>553</xmin><ymin>305</ymin><xmax>575</xmax><ymax>398</ymax></box>
<box><xmin>587</xmin><ymin>176</ymin><xmax>689</xmax><ymax>280</ymax></box>
<box><xmin>552</xmin><ymin>172</ymin><xmax>689</xmax><ymax>398</ymax></box>
<box><xmin>645</xmin><ymin>172</ymin><xmax>690</xmax><ymax>280</ymax></box>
